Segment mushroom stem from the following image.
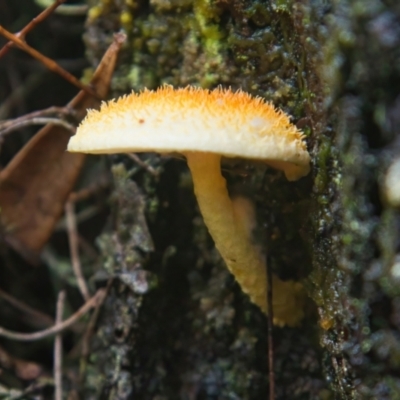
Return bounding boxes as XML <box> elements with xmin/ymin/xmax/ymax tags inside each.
<box><xmin>186</xmin><ymin>152</ymin><xmax>304</xmax><ymax>326</ymax></box>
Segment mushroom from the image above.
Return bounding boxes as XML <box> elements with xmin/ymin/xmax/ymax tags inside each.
<box><xmin>67</xmin><ymin>86</ymin><xmax>310</xmax><ymax>326</ymax></box>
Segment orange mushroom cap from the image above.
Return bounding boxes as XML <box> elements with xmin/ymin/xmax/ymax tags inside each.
<box><xmin>68</xmin><ymin>86</ymin><xmax>310</xmax><ymax>181</ymax></box>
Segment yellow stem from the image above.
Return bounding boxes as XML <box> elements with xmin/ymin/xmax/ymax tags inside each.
<box><xmin>186</xmin><ymin>152</ymin><xmax>304</xmax><ymax>326</ymax></box>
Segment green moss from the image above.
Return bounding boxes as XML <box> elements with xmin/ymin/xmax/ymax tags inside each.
<box><xmin>193</xmin><ymin>0</ymin><xmax>223</xmax><ymax>49</ymax></box>
<box><xmin>271</xmin><ymin>0</ymin><xmax>292</xmax><ymax>13</ymax></box>
<box><xmin>314</xmin><ymin>138</ymin><xmax>332</xmax><ymax>194</ymax></box>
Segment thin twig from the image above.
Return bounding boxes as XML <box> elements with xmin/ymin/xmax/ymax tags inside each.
<box><xmin>0</xmin><ymin>25</ymin><xmax>100</xmax><ymax>99</ymax></box>
<box><xmin>127</xmin><ymin>153</ymin><xmax>159</xmax><ymax>177</ymax></box>
<box><xmin>267</xmin><ymin>252</ymin><xmax>275</xmax><ymax>400</ymax></box>
<box><xmin>54</xmin><ymin>291</ymin><xmax>65</xmax><ymax>400</ymax></box>
<box><xmin>77</xmin><ymin>234</ymin><xmax>99</xmax><ymax>260</ymax></box>
<box><xmin>0</xmin><ymin>287</ymin><xmax>54</xmax><ymax>329</ymax></box>
<box><xmin>0</xmin><ymin>117</ymin><xmax>76</xmax><ymax>137</ymax></box>
<box><xmin>0</xmin><ymin>0</ymin><xmax>67</xmax><ymax>59</ymax></box>
<box><xmin>35</xmin><ymin>0</ymin><xmax>88</xmax><ymax>16</ymax></box>
<box><xmin>0</xmin><ymin>72</ymin><xmax>45</xmax><ymax>120</ymax></box>
<box><xmin>65</xmin><ymin>202</ymin><xmax>91</xmax><ymax>302</ymax></box>
<box><xmin>81</xmin><ymin>279</ymin><xmax>112</xmax><ymax>359</ymax></box>
<box><xmin>57</xmin><ymin>204</ymin><xmax>105</xmax><ymax>231</ymax></box>
<box><xmin>0</xmin><ymin>106</ymin><xmax>76</xmax><ymax>128</ymax></box>
<box><xmin>79</xmin><ymin>278</ymin><xmax>113</xmax><ymax>387</ymax></box>
<box><xmin>68</xmin><ymin>176</ymin><xmax>110</xmax><ymax>203</ymax></box>
<box><xmin>0</xmin><ymin>288</ymin><xmax>106</xmax><ymax>341</ymax></box>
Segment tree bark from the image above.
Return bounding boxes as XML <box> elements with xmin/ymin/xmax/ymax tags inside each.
<box><xmin>83</xmin><ymin>0</ymin><xmax>400</xmax><ymax>398</ymax></box>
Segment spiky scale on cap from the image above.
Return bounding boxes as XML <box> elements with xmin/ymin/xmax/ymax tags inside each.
<box><xmin>68</xmin><ymin>86</ymin><xmax>310</xmax><ymax>180</ymax></box>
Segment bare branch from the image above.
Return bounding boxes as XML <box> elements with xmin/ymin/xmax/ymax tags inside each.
<box><xmin>0</xmin><ymin>0</ymin><xmax>67</xmax><ymax>59</ymax></box>
<box><xmin>0</xmin><ymin>106</ymin><xmax>76</xmax><ymax>125</ymax></box>
<box><xmin>127</xmin><ymin>153</ymin><xmax>159</xmax><ymax>178</ymax></box>
<box><xmin>0</xmin><ymin>25</ymin><xmax>100</xmax><ymax>99</ymax></box>
<box><xmin>68</xmin><ymin>176</ymin><xmax>110</xmax><ymax>203</ymax></box>
<box><xmin>65</xmin><ymin>201</ymin><xmax>91</xmax><ymax>301</ymax></box>
<box><xmin>0</xmin><ymin>117</ymin><xmax>76</xmax><ymax>137</ymax></box>
<box><xmin>54</xmin><ymin>291</ymin><xmax>65</xmax><ymax>400</ymax></box>
<box><xmin>0</xmin><ymin>289</ymin><xmax>106</xmax><ymax>341</ymax></box>
<box><xmin>0</xmin><ymin>287</ymin><xmax>54</xmax><ymax>329</ymax></box>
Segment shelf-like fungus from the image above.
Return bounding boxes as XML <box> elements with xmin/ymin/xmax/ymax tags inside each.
<box><xmin>67</xmin><ymin>86</ymin><xmax>310</xmax><ymax>326</ymax></box>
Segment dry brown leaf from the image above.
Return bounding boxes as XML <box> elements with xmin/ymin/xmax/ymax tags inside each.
<box><xmin>0</xmin><ymin>344</ymin><xmax>43</xmax><ymax>380</ymax></box>
<box><xmin>0</xmin><ymin>33</ymin><xmax>126</xmax><ymax>262</ymax></box>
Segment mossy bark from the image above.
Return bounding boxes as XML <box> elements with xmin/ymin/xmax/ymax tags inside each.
<box><xmin>82</xmin><ymin>0</ymin><xmax>400</xmax><ymax>399</ymax></box>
